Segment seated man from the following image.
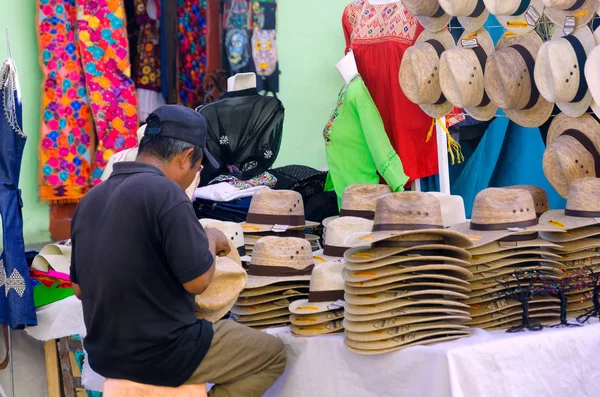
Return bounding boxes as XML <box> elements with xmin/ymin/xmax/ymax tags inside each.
<box><xmin>70</xmin><ymin>105</ymin><xmax>286</xmax><ymax>396</ymax></box>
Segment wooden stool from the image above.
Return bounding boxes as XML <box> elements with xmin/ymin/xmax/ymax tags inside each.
<box><xmin>103</xmin><ymin>379</ymin><xmax>208</xmax><ymax>397</ymax></box>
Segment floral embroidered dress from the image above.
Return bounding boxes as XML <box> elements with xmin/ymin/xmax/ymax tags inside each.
<box><xmin>323</xmin><ymin>74</ymin><xmax>409</xmax><ymax>208</ymax></box>
<box><xmin>343</xmin><ymin>0</ymin><xmax>437</xmax><ymax>181</ymax></box>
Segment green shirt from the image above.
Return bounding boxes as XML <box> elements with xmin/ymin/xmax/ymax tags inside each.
<box><xmin>323</xmin><ymin>75</ymin><xmax>409</xmax><ymax>208</ymax></box>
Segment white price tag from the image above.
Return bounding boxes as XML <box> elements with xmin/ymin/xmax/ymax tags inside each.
<box><xmin>507</xmin><ymin>227</ymin><xmax>525</xmax><ymax>232</ymax></box>
<box><xmin>328</xmin><ymin>300</ymin><xmax>345</xmax><ymax>310</ymax></box>
<box><xmin>271</xmin><ymin>224</ymin><xmax>289</xmax><ymax>233</ymax></box>
<box><xmin>461</xmin><ymin>38</ymin><xmax>479</xmax><ymax>49</ymax></box>
<box><xmin>524</xmin><ymin>6</ymin><xmax>540</xmax><ymax>26</ymax></box>
<box><xmin>563</xmin><ymin>16</ymin><xmax>575</xmax><ymax>35</ymax></box>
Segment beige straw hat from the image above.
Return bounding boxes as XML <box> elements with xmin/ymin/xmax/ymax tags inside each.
<box><xmin>289</xmin><ymin>262</ymin><xmax>345</xmax><ymax>315</ymax></box>
<box><xmin>542</xmin><ymin>113</ymin><xmax>600</xmax><ymax>198</ymax></box>
<box><xmin>439</xmin><ymin>28</ymin><xmax>498</xmax><ymax>121</ymax></box>
<box><xmin>194</xmin><ymin>256</ymin><xmax>247</xmax><ymax>322</ymax></box>
<box><xmin>345</xmin><ymin>243</ymin><xmax>470</xmax><ymax>266</ymax></box>
<box><xmin>343</xmin><ymin>263</ymin><xmax>473</xmax><ymax>285</ymax></box>
<box><xmin>344</xmin><ymin>192</ymin><xmax>473</xmax><ymax>248</ymax></box>
<box><xmin>323</xmin><ymin>184</ymin><xmax>391</xmax><ymax>227</ymax></box>
<box><xmin>539</xmin><ymin>177</ymin><xmax>600</xmax><ymax>230</ymax></box>
<box><xmin>230</xmin><ymin>298</ymin><xmax>294</xmax><ymax>316</ymax></box>
<box><xmin>469</xmin><ymin>296</ymin><xmax>560</xmax><ymax>316</ymax></box>
<box><xmin>343</xmin><ymin>313</ymin><xmax>471</xmax><ymax>333</ymax></box>
<box><xmin>470</xmin><ymin>248</ymin><xmax>561</xmax><ymax>265</ymax></box>
<box><xmin>344</xmin><ymin>279</ymin><xmax>472</xmax><ymax>295</ymax></box>
<box><xmin>239</xmin><ymin>282</ymin><xmax>308</xmax><ymax>298</ymax></box>
<box><xmin>346</xmin><ymin>322</ymin><xmax>469</xmax><ymax>342</ymax></box>
<box><xmin>290</xmin><ymin>309</ymin><xmax>344</xmax><ymax>326</ymax></box>
<box><xmin>506</xmin><ymin>185</ymin><xmax>549</xmax><ymax>217</ymax></box>
<box><xmin>241</xmin><ymin>189</ymin><xmax>319</xmax><ymax>233</ymax></box>
<box><xmin>313</xmin><ymin>217</ymin><xmax>373</xmax><ymax>262</ymax></box>
<box><xmin>399</xmin><ymin>29</ymin><xmax>456</xmax><ymax>118</ymax></box>
<box><xmin>232</xmin><ymin>308</ymin><xmax>290</xmax><ymax>323</ymax></box>
<box><xmin>467</xmin><ymin>256</ymin><xmax>564</xmax><ymax>274</ymax></box>
<box><xmin>291</xmin><ymin>320</ymin><xmax>344</xmax><ymax>337</ymax></box>
<box><xmin>345</xmin><ymin>272</ymin><xmax>470</xmax><ymax>289</ymax></box>
<box><xmin>401</xmin><ymin>0</ymin><xmax>452</xmax><ymax>32</ymax></box>
<box><xmin>450</xmin><ymin>187</ymin><xmax>565</xmax><ymax>248</ymax></box>
<box><xmin>540</xmin><ymin>225</ymin><xmax>600</xmax><ymax>242</ymax></box>
<box><xmin>345</xmin><ymin>331</ymin><xmax>469</xmax><ymax>355</ymax></box>
<box><xmin>468</xmin><ymin>237</ymin><xmax>560</xmax><ymax>256</ymax></box>
<box><xmin>484</xmin><ymin>31</ymin><xmax>553</xmax><ymax>127</ymax></box>
<box><xmin>343</xmin><ymin>305</ymin><xmax>470</xmax><ymax>322</ymax></box>
<box><xmin>534</xmin><ymin>26</ymin><xmax>595</xmax><ymax>117</ymax></box>
<box><xmin>484</xmin><ymin>0</ymin><xmax>545</xmax><ymax>34</ymax></box>
<box><xmin>237</xmin><ymin>316</ymin><xmax>291</xmax><ymax>329</ymax></box>
<box><xmin>467</xmin><ymin>304</ymin><xmax>560</xmax><ymax>325</ymax></box>
<box><xmin>542</xmin><ymin>0</ymin><xmax>596</xmax><ymax>28</ymax></box>
<box><xmin>438</xmin><ymin>0</ymin><xmax>489</xmax><ymax>31</ymax></box>
<box><xmin>236</xmin><ymin>288</ymin><xmax>308</xmax><ymax>306</ymax></box>
<box><xmin>585</xmin><ymin>27</ymin><xmax>600</xmax><ymax>119</ymax></box>
<box><xmin>244</xmin><ymin>236</ymin><xmax>314</xmax><ymax>289</ymax></box>
<box><xmin>344</xmin><ymin>289</ymin><xmax>470</xmax><ymax>306</ymax></box>
<box><xmin>200</xmin><ymin>219</ymin><xmax>249</xmax><ymax>262</ymax></box>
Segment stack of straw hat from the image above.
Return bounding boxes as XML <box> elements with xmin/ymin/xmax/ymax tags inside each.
<box><xmin>241</xmin><ymin>189</ymin><xmax>320</xmax><ymax>257</ymax></box>
<box><xmin>539</xmin><ymin>177</ymin><xmax>600</xmax><ymax>318</ymax></box>
<box><xmin>314</xmin><ymin>216</ymin><xmax>374</xmax><ymax>264</ymax></box>
<box><xmin>451</xmin><ymin>187</ymin><xmax>565</xmax><ymax>330</ymax></box>
<box><xmin>323</xmin><ymin>184</ymin><xmax>391</xmax><ymax>228</ymax></box>
<box><xmin>341</xmin><ymin>192</ymin><xmax>475</xmax><ymax>355</ymax></box>
<box><xmin>289</xmin><ymin>262</ymin><xmax>346</xmax><ymax>337</ymax></box>
<box><xmin>230</xmin><ymin>236</ymin><xmax>314</xmax><ymax>329</ymax></box>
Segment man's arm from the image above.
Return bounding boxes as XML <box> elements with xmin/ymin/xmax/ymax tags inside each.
<box><xmin>182</xmin><ymin>228</ymin><xmax>231</xmax><ymax>295</ymax></box>
<box><xmin>73</xmin><ymin>283</ymin><xmax>82</xmax><ymax>299</ymax></box>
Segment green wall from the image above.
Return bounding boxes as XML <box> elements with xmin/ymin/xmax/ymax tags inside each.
<box><xmin>1</xmin><ymin>0</ymin><xmax>349</xmax><ymax>244</ymax></box>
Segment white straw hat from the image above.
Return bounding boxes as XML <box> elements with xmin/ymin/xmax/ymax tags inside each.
<box><xmin>484</xmin><ymin>0</ymin><xmax>545</xmax><ymax>34</ymax></box>
<box><xmin>539</xmin><ymin>177</ymin><xmax>600</xmax><ymax>231</ymax></box>
<box><xmin>323</xmin><ymin>184</ymin><xmax>391</xmax><ymax>227</ymax></box>
<box><xmin>313</xmin><ymin>217</ymin><xmax>373</xmax><ymax>262</ymax></box>
<box><xmin>401</xmin><ymin>0</ymin><xmax>452</xmax><ymax>32</ymax></box>
<box><xmin>438</xmin><ymin>0</ymin><xmax>489</xmax><ymax>31</ymax></box>
<box><xmin>542</xmin><ymin>0</ymin><xmax>596</xmax><ymax>28</ymax></box>
<box><xmin>289</xmin><ymin>262</ymin><xmax>345</xmax><ymax>315</ymax></box>
<box><xmin>200</xmin><ymin>219</ymin><xmax>249</xmax><ymax>262</ymax></box>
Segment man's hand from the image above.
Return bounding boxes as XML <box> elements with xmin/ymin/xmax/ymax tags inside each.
<box><xmin>205</xmin><ymin>228</ymin><xmax>232</xmax><ymax>257</ymax></box>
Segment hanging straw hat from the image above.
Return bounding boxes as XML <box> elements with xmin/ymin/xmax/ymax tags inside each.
<box><xmin>401</xmin><ymin>0</ymin><xmax>452</xmax><ymax>32</ymax></box>
<box><xmin>200</xmin><ymin>219</ymin><xmax>249</xmax><ymax>262</ymax></box>
<box><xmin>542</xmin><ymin>113</ymin><xmax>600</xmax><ymax>198</ymax></box>
<box><xmin>195</xmin><ymin>255</ymin><xmax>247</xmax><ymax>322</ymax></box>
<box><xmin>439</xmin><ymin>28</ymin><xmax>498</xmax><ymax>121</ymax></box>
<box><xmin>399</xmin><ymin>29</ymin><xmax>456</xmax><ymax>118</ymax></box>
<box><xmin>534</xmin><ymin>26</ymin><xmax>595</xmax><ymax>117</ymax></box>
<box><xmin>438</xmin><ymin>0</ymin><xmax>489</xmax><ymax>31</ymax></box>
<box><xmin>344</xmin><ymin>192</ymin><xmax>474</xmax><ymax>248</ymax></box>
<box><xmin>323</xmin><ymin>184</ymin><xmax>391</xmax><ymax>227</ymax></box>
<box><xmin>506</xmin><ymin>185</ymin><xmax>549</xmax><ymax>217</ymax></box>
<box><xmin>542</xmin><ymin>0</ymin><xmax>596</xmax><ymax>28</ymax></box>
<box><xmin>539</xmin><ymin>177</ymin><xmax>600</xmax><ymax>231</ymax></box>
<box><xmin>585</xmin><ymin>27</ymin><xmax>600</xmax><ymax>119</ymax></box>
<box><xmin>244</xmin><ymin>236</ymin><xmax>314</xmax><ymax>289</ymax></box>
<box><xmin>450</xmin><ymin>188</ymin><xmax>565</xmax><ymax>248</ymax></box>
<box><xmin>289</xmin><ymin>262</ymin><xmax>345</xmax><ymax>315</ymax></box>
<box><xmin>313</xmin><ymin>217</ymin><xmax>373</xmax><ymax>263</ymax></box>
<box><xmin>241</xmin><ymin>189</ymin><xmax>319</xmax><ymax>233</ymax></box>
<box><xmin>484</xmin><ymin>0</ymin><xmax>545</xmax><ymax>34</ymax></box>
<box><xmin>485</xmin><ymin>31</ymin><xmax>553</xmax><ymax>127</ymax></box>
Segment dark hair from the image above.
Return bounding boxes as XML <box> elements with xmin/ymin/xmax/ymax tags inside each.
<box><xmin>138</xmin><ymin>135</ymin><xmax>203</xmax><ymax>167</ymax></box>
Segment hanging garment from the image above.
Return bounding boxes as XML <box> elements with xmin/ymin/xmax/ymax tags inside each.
<box><xmin>75</xmin><ymin>0</ymin><xmax>139</xmax><ymax>185</ymax></box>
<box><xmin>178</xmin><ymin>0</ymin><xmax>208</xmax><ymax>108</ymax></box>
<box><xmin>322</xmin><ymin>75</ymin><xmax>409</xmax><ymax>208</ymax></box>
<box><xmin>196</xmin><ymin>88</ymin><xmax>284</xmax><ymax>185</ymax></box>
<box><xmin>343</xmin><ymin>1</ymin><xmax>436</xmax><ymax>181</ymax></box>
<box><xmin>0</xmin><ymin>59</ymin><xmax>37</xmax><ymax>328</ymax></box>
<box><xmin>37</xmin><ymin>0</ymin><xmax>95</xmax><ymax>203</ymax></box>
<box><xmin>160</xmin><ymin>0</ymin><xmax>178</xmax><ymax>102</ymax></box>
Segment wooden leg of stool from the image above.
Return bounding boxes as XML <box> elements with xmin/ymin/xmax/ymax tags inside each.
<box><xmin>44</xmin><ymin>340</ymin><xmax>61</xmax><ymax>397</ymax></box>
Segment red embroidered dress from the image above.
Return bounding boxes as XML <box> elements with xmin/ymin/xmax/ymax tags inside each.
<box><xmin>343</xmin><ymin>0</ymin><xmax>437</xmax><ymax>180</ymax></box>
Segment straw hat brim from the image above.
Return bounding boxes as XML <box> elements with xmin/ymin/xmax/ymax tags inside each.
<box><xmin>470</xmin><ymin>264</ymin><xmax>563</xmax><ymax>282</ymax></box>
<box><xmin>345</xmin><ymin>272</ymin><xmax>470</xmax><ymax>289</ymax></box>
<box><xmin>540</xmin><ymin>209</ymin><xmax>600</xmax><ymax>231</ymax></box>
<box><xmin>544</xmin><ymin>0</ymin><xmax>596</xmax><ymax>28</ymax></box>
<box><xmin>469</xmin><ymin>296</ymin><xmax>560</xmax><ymax>317</ymax></box>
<box><xmin>486</xmin><ymin>316</ymin><xmax>558</xmax><ymax>331</ymax></box>
<box><xmin>244</xmin><ymin>233</ymin><xmax>320</xmax><ymax>244</ymax></box>
<box><xmin>467</xmin><ymin>304</ymin><xmax>560</xmax><ymax>325</ymax></box>
<box><xmin>467</xmin><ymin>257</ymin><xmax>564</xmax><ymax>274</ymax></box>
<box><xmin>344</xmin><ymin>280</ymin><xmax>472</xmax><ymax>295</ymax></box>
<box><xmin>230</xmin><ymin>299</ymin><xmax>292</xmax><ymax>315</ymax></box>
<box><xmin>322</xmin><ymin>216</ymin><xmax>338</xmax><ymax>228</ymax></box>
<box><xmin>291</xmin><ymin>321</ymin><xmax>344</xmax><ymax>337</ymax></box>
<box><xmin>343</xmin><ymin>313</ymin><xmax>471</xmax><ymax>333</ymax></box>
<box><xmin>289</xmin><ymin>299</ymin><xmax>343</xmax><ymax>315</ymax></box>
<box><xmin>245</xmin><ymin>273</ymin><xmax>311</xmax><ymax>289</ymax></box>
<box><xmin>551</xmin><ymin>238</ymin><xmax>600</xmax><ymax>253</ymax></box>
<box><xmin>471</xmin><ymin>311</ymin><xmax>559</xmax><ymax>329</ymax></box>
<box><xmin>495</xmin><ymin>0</ymin><xmax>545</xmax><ymax>34</ymax></box>
<box><xmin>241</xmin><ymin>220</ymin><xmax>320</xmax><ymax>232</ymax></box>
<box><xmin>586</xmin><ymin>44</ymin><xmax>600</xmax><ymax>113</ymax></box>
<box><xmin>344</xmin><ymin>289</ymin><xmax>470</xmax><ymax>305</ymax></box>
<box><xmin>470</xmin><ymin>249</ymin><xmax>562</xmax><ymax>265</ymax></box>
<box><xmin>236</xmin><ymin>290</ymin><xmax>308</xmax><ymax>306</ymax></box>
<box><xmin>344</xmin><ymin>254</ymin><xmax>471</xmax><ymax>272</ymax></box>
<box><xmin>344</xmin><ymin>298</ymin><xmax>470</xmax><ymax>316</ymax></box>
<box><xmin>467</xmin><ymin>278</ymin><xmax>561</xmax><ymax>298</ymax></box>
<box><xmin>346</xmin><ymin>321</ymin><xmax>468</xmax><ymax>342</ymax></box>
<box><xmin>450</xmin><ymin>220</ymin><xmax>564</xmax><ymax>248</ymax></box>
<box><xmin>239</xmin><ymin>283</ymin><xmax>309</xmax><ymax>297</ymax></box>
<box><xmin>468</xmin><ymin>238</ymin><xmax>560</xmax><ymax>255</ymax></box>
<box><xmin>345</xmin><ymin>229</ymin><xmax>474</xmax><ymax>249</ymax></box>
<box><xmin>232</xmin><ymin>307</ymin><xmax>290</xmax><ymax>323</ymax></box>
<box><xmin>343</xmin><ymin>305</ymin><xmax>470</xmax><ymax>322</ymax></box>
<box><xmin>342</xmin><ymin>264</ymin><xmax>473</xmax><ymax>284</ymax></box>
<box><xmin>458</xmin><ymin>9</ymin><xmax>489</xmax><ymax>32</ymax></box>
<box><xmin>415</xmin><ymin>13</ymin><xmax>453</xmax><ymax>33</ymax></box>
<box><xmin>237</xmin><ymin>316</ymin><xmax>290</xmax><ymax>328</ymax></box>
<box><xmin>551</xmin><ymin>249</ymin><xmax>600</xmax><ymax>262</ymax></box>
<box><xmin>290</xmin><ymin>310</ymin><xmax>344</xmax><ymax>325</ymax></box>
<box><xmin>312</xmin><ymin>249</ymin><xmax>343</xmax><ymax>264</ymax></box>
<box><xmin>344</xmin><ymin>332</ymin><xmax>469</xmax><ymax>355</ymax></box>
<box><xmin>195</xmin><ymin>294</ymin><xmax>238</xmax><ymax>323</ymax></box>
<box><xmin>540</xmin><ymin>226</ymin><xmax>600</xmax><ymax>243</ymax></box>
<box><xmin>344</xmin><ymin>243</ymin><xmax>470</xmax><ymax>264</ymax></box>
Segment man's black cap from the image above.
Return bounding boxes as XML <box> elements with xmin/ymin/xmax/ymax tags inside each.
<box><xmin>145</xmin><ymin>104</ymin><xmax>219</xmax><ymax>168</ymax></box>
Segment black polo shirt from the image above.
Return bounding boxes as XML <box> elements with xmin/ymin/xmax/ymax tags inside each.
<box><xmin>70</xmin><ymin>162</ymin><xmax>214</xmax><ymax>387</ymax></box>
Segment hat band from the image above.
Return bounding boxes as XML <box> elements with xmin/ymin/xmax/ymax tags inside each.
<box><xmin>247</xmin><ymin>264</ymin><xmax>314</xmax><ymax>277</ymax></box>
<box><xmin>512</xmin><ymin>0</ymin><xmax>531</xmax><ymax>16</ymax></box>
<box><xmin>562</xmin><ymin>34</ymin><xmax>588</xmax><ymax>103</ymax></box>
<box><xmin>499</xmin><ymin>232</ymin><xmax>539</xmax><ymax>242</ymax></box>
<box><xmin>237</xmin><ymin>245</ymin><xmax>247</xmax><ymax>256</ymax></box>
<box><xmin>373</xmin><ymin>224</ymin><xmax>444</xmax><ymax>231</ymax></box>
<box><xmin>308</xmin><ymin>289</ymin><xmax>345</xmax><ymax>303</ymax></box>
<box><xmin>323</xmin><ymin>244</ymin><xmax>349</xmax><ymax>257</ymax></box>
<box><xmin>246</xmin><ymin>213</ymin><xmax>306</xmax><ymax>227</ymax></box>
<box><xmin>246</xmin><ymin>229</ymin><xmax>306</xmax><ymax>238</ymax></box>
<box><xmin>469</xmin><ymin>0</ymin><xmax>486</xmax><ymax>17</ymax></box>
<box><xmin>469</xmin><ymin>218</ymin><xmax>538</xmax><ymax>231</ymax></box>
<box><xmin>471</xmin><ymin>45</ymin><xmax>491</xmax><ymax>107</ymax></box>
<box><xmin>567</xmin><ymin>0</ymin><xmax>586</xmax><ymax>11</ymax></box>
<box><xmin>510</xmin><ymin>44</ymin><xmax>540</xmax><ymax>110</ymax></box>
<box><xmin>373</xmin><ymin>240</ymin><xmax>444</xmax><ymax>248</ymax></box>
<box><xmin>339</xmin><ymin>209</ymin><xmax>375</xmax><ymax>220</ymax></box>
<box><xmin>564</xmin><ymin>209</ymin><xmax>600</xmax><ymax>218</ymax></box>
<box><xmin>562</xmin><ymin>129</ymin><xmax>600</xmax><ymax>176</ymax></box>
<box><xmin>425</xmin><ymin>39</ymin><xmax>448</xmax><ymax>105</ymax></box>
<box><xmin>431</xmin><ymin>5</ymin><xmax>446</xmax><ymax>17</ymax></box>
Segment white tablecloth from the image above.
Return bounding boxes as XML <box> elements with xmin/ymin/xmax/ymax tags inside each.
<box><xmin>263</xmin><ymin>323</ymin><xmax>600</xmax><ymax>397</ymax></box>
<box><xmin>25</xmin><ymin>296</ymin><xmax>86</xmax><ymax>341</ymax></box>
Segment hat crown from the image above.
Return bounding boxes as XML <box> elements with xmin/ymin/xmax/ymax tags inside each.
<box><xmin>250</xmin><ymin>237</ymin><xmax>313</xmax><ymax>270</ymax></box>
<box><xmin>486</xmin><ymin>48</ymin><xmax>533</xmax><ymax>109</ymax></box>
<box><xmin>199</xmin><ymin>219</ymin><xmax>244</xmax><ymax>247</ymax></box>
<box><xmin>541</xmin><ymin>0</ymin><xmax>581</xmax><ymax>9</ymax></box>
<box><xmin>310</xmin><ymin>262</ymin><xmax>345</xmax><ymax>292</ymax></box>
<box><xmin>536</xmin><ymin>40</ymin><xmax>582</xmax><ymax>103</ymax></box>
<box><xmin>543</xmin><ymin>138</ymin><xmax>595</xmax><ymax>197</ymax></box>
<box><xmin>506</xmin><ymin>185</ymin><xmax>549</xmax><ymax>213</ymax></box>
<box><xmin>471</xmin><ymin>188</ymin><xmax>537</xmax><ymax>226</ymax></box>
<box><xmin>324</xmin><ymin>217</ymin><xmax>374</xmax><ymax>247</ymax></box>
<box><xmin>400</xmin><ymin>45</ymin><xmax>444</xmax><ymax>104</ymax></box>
<box><xmin>566</xmin><ymin>178</ymin><xmax>600</xmax><ymax>213</ymax></box>
<box><xmin>440</xmin><ymin>49</ymin><xmax>485</xmax><ymax>108</ymax></box>
<box><xmin>402</xmin><ymin>0</ymin><xmax>440</xmax><ymax>16</ymax></box>
<box><xmin>248</xmin><ymin>189</ymin><xmax>305</xmax><ymax>216</ymax></box>
<box><xmin>438</xmin><ymin>0</ymin><xmax>478</xmax><ymax>16</ymax></box>
<box><xmin>373</xmin><ymin>192</ymin><xmax>444</xmax><ymax>227</ymax></box>
<box><xmin>341</xmin><ymin>184</ymin><xmax>391</xmax><ymax>211</ymax></box>
<box><xmin>483</xmin><ymin>0</ymin><xmax>520</xmax><ymax>15</ymax></box>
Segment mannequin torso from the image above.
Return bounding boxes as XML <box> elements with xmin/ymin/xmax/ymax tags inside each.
<box><xmin>227</xmin><ymin>72</ymin><xmax>257</xmax><ymax>92</ymax></box>
<box><xmin>336</xmin><ymin>51</ymin><xmax>359</xmax><ymax>85</ymax></box>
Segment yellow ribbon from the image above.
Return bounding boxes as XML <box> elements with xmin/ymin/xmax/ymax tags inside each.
<box><xmin>426</xmin><ymin>118</ymin><xmax>464</xmax><ymax>165</ymax></box>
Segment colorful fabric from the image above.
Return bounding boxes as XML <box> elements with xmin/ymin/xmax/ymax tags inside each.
<box><xmin>251</xmin><ymin>29</ymin><xmax>277</xmax><ymax>77</ymax></box>
<box><xmin>210</xmin><ymin>171</ymin><xmax>278</xmax><ymax>189</ymax></box>
<box><xmin>135</xmin><ymin>0</ymin><xmax>161</xmax><ymax>91</ymax></box>
<box><xmin>37</xmin><ymin>0</ymin><xmax>95</xmax><ymax>203</ymax></box>
<box><xmin>75</xmin><ymin>0</ymin><xmax>139</xmax><ymax>185</ymax></box>
<box><xmin>178</xmin><ymin>0</ymin><xmax>208</xmax><ymax>108</ymax></box>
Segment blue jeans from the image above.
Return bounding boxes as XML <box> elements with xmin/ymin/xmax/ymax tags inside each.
<box><xmin>0</xmin><ymin>60</ymin><xmax>36</xmax><ymax>328</ymax></box>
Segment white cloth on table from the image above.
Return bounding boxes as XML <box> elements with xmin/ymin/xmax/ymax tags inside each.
<box><xmin>24</xmin><ymin>296</ymin><xmax>85</xmax><ymax>341</ymax></box>
<box><xmin>193</xmin><ymin>183</ymin><xmax>268</xmax><ymax>202</ymax></box>
<box><xmin>263</xmin><ymin>323</ymin><xmax>600</xmax><ymax>397</ymax></box>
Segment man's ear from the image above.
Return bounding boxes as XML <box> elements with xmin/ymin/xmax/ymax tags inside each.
<box><xmin>177</xmin><ymin>148</ymin><xmax>195</xmax><ymax>169</ymax></box>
